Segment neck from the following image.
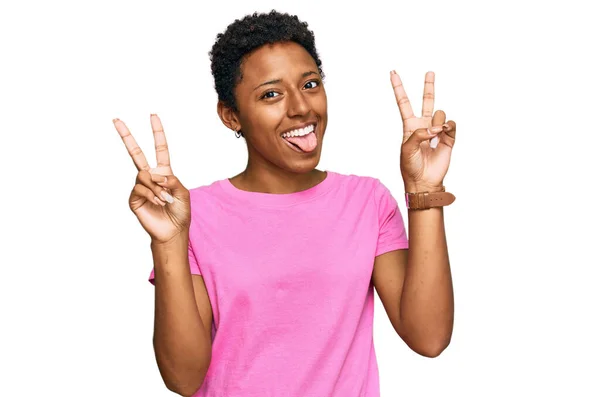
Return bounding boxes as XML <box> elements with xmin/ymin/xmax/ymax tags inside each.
<box><xmin>230</xmin><ymin>162</ymin><xmax>326</xmax><ymax>194</ymax></box>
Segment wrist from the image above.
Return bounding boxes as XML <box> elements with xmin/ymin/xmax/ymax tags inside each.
<box><xmin>404</xmin><ymin>183</ymin><xmax>445</xmax><ymax>193</ymax></box>
<box><xmin>151</xmin><ymin>233</ymin><xmax>189</xmax><ymax>253</ymax></box>
<box><xmin>151</xmin><ymin>234</ymin><xmax>190</xmax><ymax>269</ymax></box>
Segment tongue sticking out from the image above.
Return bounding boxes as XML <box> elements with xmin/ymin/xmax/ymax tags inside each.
<box><xmin>283</xmin><ymin>132</ymin><xmax>317</xmax><ymax>153</ymax></box>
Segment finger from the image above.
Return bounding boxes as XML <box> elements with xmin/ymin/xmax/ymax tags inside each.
<box><xmin>156</xmin><ymin>174</ymin><xmax>189</xmax><ymax>199</ymax></box>
<box><xmin>151</xmin><ymin>173</ymin><xmax>172</xmax><ymax>193</ymax></box>
<box><xmin>442</xmin><ymin>120</ymin><xmax>457</xmax><ymax>140</ymax></box>
<box><xmin>113</xmin><ymin>118</ymin><xmax>151</xmax><ymax>172</ymax></box>
<box><xmin>432</xmin><ymin>121</ymin><xmax>456</xmax><ymax>162</ymax></box>
<box><xmin>131</xmin><ymin>184</ymin><xmax>166</xmax><ymax>208</ymax></box>
<box><xmin>404</xmin><ymin>126</ymin><xmax>443</xmax><ymax>153</ymax></box>
<box><xmin>152</xmin><ymin>173</ymin><xmax>187</xmax><ymax>200</ymax></box>
<box><xmin>150</xmin><ymin>114</ymin><xmax>172</xmax><ymax>171</ymax></box>
<box><xmin>151</xmin><ymin>173</ymin><xmax>169</xmax><ymax>185</ymax></box>
<box><xmin>432</xmin><ymin>110</ymin><xmax>446</xmax><ymax>126</ymax></box>
<box><xmin>422</xmin><ymin>71</ymin><xmax>435</xmax><ymax>118</ymax></box>
<box><xmin>390</xmin><ymin>70</ymin><xmax>415</xmax><ymax>122</ymax></box>
<box><xmin>429</xmin><ymin>110</ymin><xmax>446</xmax><ymax>149</ymax></box>
<box><xmin>137</xmin><ymin>170</ymin><xmax>173</xmax><ymax>204</ymax></box>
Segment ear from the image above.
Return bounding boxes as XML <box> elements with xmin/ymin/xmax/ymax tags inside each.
<box><xmin>217</xmin><ymin>101</ymin><xmax>241</xmax><ymax>131</ymax></box>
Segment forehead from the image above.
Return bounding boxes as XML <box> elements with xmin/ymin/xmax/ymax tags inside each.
<box><xmin>239</xmin><ymin>41</ymin><xmax>317</xmax><ymax>84</ymax></box>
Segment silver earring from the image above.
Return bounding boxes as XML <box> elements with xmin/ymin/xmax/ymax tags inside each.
<box><xmin>234</xmin><ymin>129</ymin><xmax>242</xmax><ymax>138</ymax></box>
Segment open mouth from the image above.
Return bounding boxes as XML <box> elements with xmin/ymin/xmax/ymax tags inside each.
<box><xmin>280</xmin><ymin>123</ymin><xmax>317</xmax><ymax>153</ymax></box>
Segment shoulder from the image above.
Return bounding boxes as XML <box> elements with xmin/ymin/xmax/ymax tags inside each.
<box><xmin>188</xmin><ymin>179</ymin><xmax>224</xmax><ymax>198</ymax></box>
<box><xmin>189</xmin><ymin>180</ymin><xmax>221</xmax><ymax>199</ymax></box>
<box><xmin>328</xmin><ymin>170</ymin><xmax>389</xmax><ymax>197</ymax></box>
<box><xmin>185</xmin><ymin>178</ymin><xmax>232</xmax><ymax>211</ymax></box>
<box><xmin>330</xmin><ymin>171</ymin><xmax>402</xmax><ymax>214</ymax></box>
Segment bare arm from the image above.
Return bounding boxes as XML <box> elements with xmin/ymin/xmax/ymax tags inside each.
<box><xmin>152</xmin><ymin>235</ymin><xmax>213</xmax><ymax>396</ymax></box>
<box><xmin>376</xmin><ymin>71</ymin><xmax>456</xmax><ymax>357</ymax></box>
<box><xmin>372</xmin><ymin>205</ymin><xmax>454</xmax><ymax>358</ymax></box>
<box><xmin>400</xmin><ymin>205</ymin><xmax>453</xmax><ymax>355</ymax></box>
<box><xmin>112</xmin><ymin>115</ymin><xmax>213</xmax><ymax>395</ymax></box>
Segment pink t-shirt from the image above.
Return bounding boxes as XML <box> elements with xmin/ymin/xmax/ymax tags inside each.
<box><xmin>149</xmin><ymin>171</ymin><xmax>409</xmax><ymax>396</ymax></box>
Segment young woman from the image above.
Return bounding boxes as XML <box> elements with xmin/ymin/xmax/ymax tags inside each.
<box><xmin>113</xmin><ymin>10</ymin><xmax>456</xmax><ymax>397</ymax></box>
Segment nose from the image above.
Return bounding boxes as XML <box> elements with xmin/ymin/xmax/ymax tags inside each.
<box><xmin>286</xmin><ymin>88</ymin><xmax>310</xmax><ymax>118</ymax></box>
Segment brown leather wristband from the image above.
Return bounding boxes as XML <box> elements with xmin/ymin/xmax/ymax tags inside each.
<box><xmin>405</xmin><ymin>186</ymin><xmax>456</xmax><ymax>210</ymax></box>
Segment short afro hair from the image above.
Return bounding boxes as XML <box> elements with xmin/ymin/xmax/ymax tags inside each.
<box><xmin>209</xmin><ymin>10</ymin><xmax>324</xmax><ymax>113</ymax></box>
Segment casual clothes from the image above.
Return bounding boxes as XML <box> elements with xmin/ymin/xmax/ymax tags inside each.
<box><xmin>149</xmin><ymin>171</ymin><xmax>409</xmax><ymax>396</ymax></box>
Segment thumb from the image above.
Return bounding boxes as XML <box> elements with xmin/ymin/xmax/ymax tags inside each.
<box><xmin>151</xmin><ymin>174</ymin><xmax>189</xmax><ymax>198</ymax></box>
<box><xmin>403</xmin><ymin>126</ymin><xmax>443</xmax><ymax>152</ymax></box>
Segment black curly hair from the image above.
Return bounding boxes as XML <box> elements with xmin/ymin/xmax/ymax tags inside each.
<box><xmin>209</xmin><ymin>10</ymin><xmax>324</xmax><ymax>114</ymax></box>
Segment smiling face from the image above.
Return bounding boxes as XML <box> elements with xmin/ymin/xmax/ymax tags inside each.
<box><xmin>219</xmin><ymin>41</ymin><xmax>328</xmax><ymax>174</ymax></box>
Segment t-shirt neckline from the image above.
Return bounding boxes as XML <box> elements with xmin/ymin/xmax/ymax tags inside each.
<box><xmin>218</xmin><ymin>170</ymin><xmax>337</xmax><ymax>207</ymax></box>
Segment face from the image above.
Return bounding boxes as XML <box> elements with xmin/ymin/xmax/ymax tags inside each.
<box><xmin>222</xmin><ymin>41</ymin><xmax>328</xmax><ymax>174</ymax></box>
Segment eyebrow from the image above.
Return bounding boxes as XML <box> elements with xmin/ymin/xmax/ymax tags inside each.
<box><xmin>253</xmin><ymin>71</ymin><xmax>319</xmax><ymax>91</ymax></box>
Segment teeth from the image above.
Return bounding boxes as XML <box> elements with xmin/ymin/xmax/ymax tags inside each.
<box><xmin>282</xmin><ymin>124</ymin><xmax>315</xmax><ymax>138</ymax></box>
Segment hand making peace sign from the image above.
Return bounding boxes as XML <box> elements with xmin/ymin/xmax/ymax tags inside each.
<box><xmin>390</xmin><ymin>71</ymin><xmax>457</xmax><ymax>192</ymax></box>
<box><xmin>113</xmin><ymin>114</ymin><xmax>191</xmax><ymax>244</ymax></box>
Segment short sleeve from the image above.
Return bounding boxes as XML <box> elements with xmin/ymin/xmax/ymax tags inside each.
<box><xmin>374</xmin><ymin>180</ymin><xmax>409</xmax><ymax>256</ymax></box>
<box><xmin>148</xmin><ymin>238</ymin><xmax>202</xmax><ymax>285</ymax></box>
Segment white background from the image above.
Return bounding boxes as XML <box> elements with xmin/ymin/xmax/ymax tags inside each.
<box><xmin>1</xmin><ymin>0</ymin><xmax>599</xmax><ymax>395</ymax></box>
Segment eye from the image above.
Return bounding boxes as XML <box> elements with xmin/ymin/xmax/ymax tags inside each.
<box><xmin>304</xmin><ymin>80</ymin><xmax>320</xmax><ymax>89</ymax></box>
<box><xmin>261</xmin><ymin>90</ymin><xmax>280</xmax><ymax>99</ymax></box>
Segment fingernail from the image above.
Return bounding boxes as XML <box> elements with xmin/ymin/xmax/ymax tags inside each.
<box><xmin>443</xmin><ymin>123</ymin><xmax>450</xmax><ymax>130</ymax></box>
<box><xmin>154</xmin><ymin>196</ymin><xmax>166</xmax><ymax>206</ymax></box>
<box><xmin>430</xmin><ymin>136</ymin><xmax>440</xmax><ymax>148</ymax></box>
<box><xmin>390</xmin><ymin>70</ymin><xmax>396</xmax><ymax>75</ymax></box>
<box><xmin>429</xmin><ymin>126</ymin><xmax>443</xmax><ymax>134</ymax></box>
<box><xmin>150</xmin><ymin>113</ymin><xmax>157</xmax><ymax>117</ymax></box>
<box><xmin>112</xmin><ymin>118</ymin><xmax>119</xmax><ymax>124</ymax></box>
<box><xmin>160</xmin><ymin>191</ymin><xmax>174</xmax><ymax>204</ymax></box>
